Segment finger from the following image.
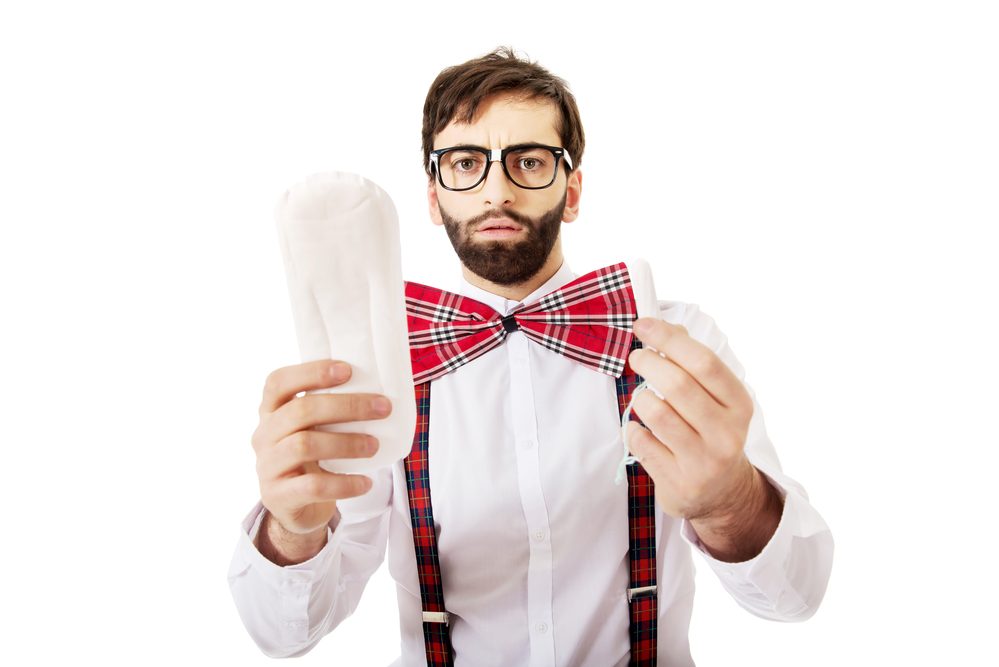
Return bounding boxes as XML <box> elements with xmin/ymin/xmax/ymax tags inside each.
<box><xmin>628</xmin><ymin>348</ymin><xmax>725</xmax><ymax>439</ymax></box>
<box><xmin>630</xmin><ymin>387</ymin><xmax>699</xmax><ymax>458</ymax></box>
<box><xmin>260</xmin><ymin>360</ymin><xmax>352</xmax><ymax>415</ymax></box>
<box><xmin>267</xmin><ymin>392</ymin><xmax>392</xmax><ymax>444</ymax></box>
<box><xmin>631</xmin><ymin>318</ymin><xmax>745</xmax><ymax>409</ymax></box>
<box><xmin>269</xmin><ymin>470</ymin><xmax>373</xmax><ymax>507</ymax></box>
<box><xmin>626</xmin><ymin>421</ymin><xmax>675</xmax><ymax>480</ymax></box>
<box><xmin>261</xmin><ymin>430</ymin><xmax>379</xmax><ymax>479</ymax></box>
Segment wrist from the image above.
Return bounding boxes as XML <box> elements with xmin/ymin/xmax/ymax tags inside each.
<box><xmin>689</xmin><ymin>462</ymin><xmax>783</xmax><ymax>563</ymax></box>
<box><xmin>256</xmin><ymin>511</ymin><xmax>330</xmax><ymax>566</ymax></box>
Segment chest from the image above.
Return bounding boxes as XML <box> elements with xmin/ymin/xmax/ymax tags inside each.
<box><xmin>424</xmin><ymin>336</ymin><xmax>629</xmax><ymax>554</ymax></box>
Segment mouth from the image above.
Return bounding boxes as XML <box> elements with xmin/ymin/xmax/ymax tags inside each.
<box><xmin>476</xmin><ymin>219</ymin><xmax>525</xmax><ymax>238</ymax></box>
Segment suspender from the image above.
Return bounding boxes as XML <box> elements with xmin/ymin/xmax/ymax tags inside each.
<box><xmin>617</xmin><ymin>340</ymin><xmax>659</xmax><ymax>665</ymax></box>
<box><xmin>403</xmin><ymin>337</ymin><xmax>657</xmax><ymax>665</ymax></box>
<box><xmin>403</xmin><ymin>382</ymin><xmax>453</xmax><ymax>664</ymax></box>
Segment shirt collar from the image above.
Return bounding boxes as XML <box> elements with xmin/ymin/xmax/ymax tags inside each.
<box><xmin>458</xmin><ymin>261</ymin><xmax>577</xmax><ymax>316</ymax></box>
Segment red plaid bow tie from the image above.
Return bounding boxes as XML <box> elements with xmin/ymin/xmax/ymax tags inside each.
<box><xmin>405</xmin><ymin>262</ymin><xmax>638</xmax><ymax>385</ymax></box>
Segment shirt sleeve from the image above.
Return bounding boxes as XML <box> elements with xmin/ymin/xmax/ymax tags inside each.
<box><xmin>226</xmin><ymin>463</ymin><xmax>394</xmax><ymax>657</ymax></box>
<box><xmin>659</xmin><ymin>300</ymin><xmax>835</xmax><ymax>622</ymax></box>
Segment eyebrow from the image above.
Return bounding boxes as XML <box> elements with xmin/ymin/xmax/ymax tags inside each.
<box><xmin>437</xmin><ymin>142</ymin><xmax>553</xmax><ymax>152</ymax></box>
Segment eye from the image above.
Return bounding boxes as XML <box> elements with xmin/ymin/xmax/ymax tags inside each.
<box><xmin>448</xmin><ymin>153</ymin><xmax>484</xmax><ymax>172</ymax></box>
<box><xmin>509</xmin><ymin>149</ymin><xmax>549</xmax><ymax>172</ymax></box>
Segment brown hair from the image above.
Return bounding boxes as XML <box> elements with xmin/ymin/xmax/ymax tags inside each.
<box><xmin>421</xmin><ymin>47</ymin><xmax>585</xmax><ymax>179</ymax></box>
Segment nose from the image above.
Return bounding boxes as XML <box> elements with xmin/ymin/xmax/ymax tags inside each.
<box><xmin>480</xmin><ymin>155</ymin><xmax>516</xmax><ymax>207</ymax></box>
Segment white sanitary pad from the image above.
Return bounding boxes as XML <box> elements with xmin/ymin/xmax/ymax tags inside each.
<box><xmin>623</xmin><ymin>258</ymin><xmax>659</xmax><ymax>321</ymax></box>
<box><xmin>616</xmin><ymin>257</ymin><xmax>663</xmax><ymax>484</ymax></box>
<box><xmin>274</xmin><ymin>172</ymin><xmax>417</xmax><ymax>474</ymax></box>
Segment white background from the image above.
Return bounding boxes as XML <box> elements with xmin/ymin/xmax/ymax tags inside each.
<box><xmin>1</xmin><ymin>1</ymin><xmax>996</xmax><ymax>664</ymax></box>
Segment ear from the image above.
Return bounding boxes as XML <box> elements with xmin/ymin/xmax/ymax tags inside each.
<box><xmin>562</xmin><ymin>167</ymin><xmax>582</xmax><ymax>223</ymax></box>
<box><xmin>427</xmin><ymin>177</ymin><xmax>444</xmax><ymax>227</ymax></box>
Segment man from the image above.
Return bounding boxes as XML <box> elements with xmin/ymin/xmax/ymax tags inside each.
<box><xmin>229</xmin><ymin>48</ymin><xmax>833</xmax><ymax>666</ymax></box>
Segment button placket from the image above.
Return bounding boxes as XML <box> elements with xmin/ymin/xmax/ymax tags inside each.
<box><xmin>507</xmin><ymin>333</ymin><xmax>556</xmax><ymax>665</ymax></box>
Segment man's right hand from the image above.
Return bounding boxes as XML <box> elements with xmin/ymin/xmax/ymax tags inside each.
<box><xmin>250</xmin><ymin>359</ymin><xmax>391</xmax><ymax>564</ymax></box>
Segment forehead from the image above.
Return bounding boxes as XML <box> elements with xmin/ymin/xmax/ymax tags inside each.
<box><xmin>433</xmin><ymin>93</ymin><xmax>561</xmax><ymax>149</ymax></box>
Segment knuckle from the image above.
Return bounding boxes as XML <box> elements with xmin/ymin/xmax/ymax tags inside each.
<box><xmin>645</xmin><ymin>396</ymin><xmax>669</xmax><ymax>423</ymax></box>
<box><xmin>691</xmin><ymin>353</ymin><xmax>719</xmax><ymax>380</ymax></box>
<box><xmin>347</xmin><ymin>393</ymin><xmax>367</xmax><ymax>419</ymax></box>
<box><xmin>638</xmin><ymin>391</ymin><xmax>662</xmax><ymax>419</ymax></box>
<box><xmin>290</xmin><ymin>431</ymin><xmax>312</xmax><ymax>460</ymax></box>
<box><xmin>291</xmin><ymin>397</ymin><xmax>311</xmax><ymax>423</ymax></box>
<box><xmin>663</xmin><ymin>372</ymin><xmax>687</xmax><ymax>396</ymax></box>
<box><xmin>263</xmin><ymin>369</ymin><xmax>282</xmax><ymax>399</ymax></box>
<box><xmin>251</xmin><ymin>421</ymin><xmax>276</xmax><ymax>453</ymax></box>
<box><xmin>303</xmin><ymin>475</ymin><xmax>326</xmax><ymax>498</ymax></box>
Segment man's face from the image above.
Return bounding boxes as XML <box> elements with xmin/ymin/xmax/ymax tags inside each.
<box><xmin>428</xmin><ymin>93</ymin><xmax>581</xmax><ymax>286</ymax></box>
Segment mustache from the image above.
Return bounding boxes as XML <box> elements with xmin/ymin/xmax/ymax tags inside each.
<box><xmin>464</xmin><ymin>208</ymin><xmax>534</xmax><ymax>229</ymax></box>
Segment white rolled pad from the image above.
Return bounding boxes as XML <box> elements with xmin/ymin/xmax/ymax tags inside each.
<box><xmin>275</xmin><ymin>172</ymin><xmax>416</xmax><ymax>474</ymax></box>
<box><xmin>624</xmin><ymin>257</ymin><xmax>666</xmax><ymax>400</ymax></box>
<box><xmin>623</xmin><ymin>258</ymin><xmax>660</xmax><ymax>321</ymax></box>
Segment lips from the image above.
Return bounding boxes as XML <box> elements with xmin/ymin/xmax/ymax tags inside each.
<box><xmin>477</xmin><ymin>219</ymin><xmax>524</xmax><ymax>233</ymax></box>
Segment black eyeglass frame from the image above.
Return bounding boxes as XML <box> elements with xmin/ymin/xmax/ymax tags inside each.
<box><xmin>428</xmin><ymin>143</ymin><xmax>574</xmax><ymax>191</ymax></box>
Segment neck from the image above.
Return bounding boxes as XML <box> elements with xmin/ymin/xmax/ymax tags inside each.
<box><xmin>461</xmin><ymin>243</ymin><xmax>565</xmax><ymax>302</ymax></box>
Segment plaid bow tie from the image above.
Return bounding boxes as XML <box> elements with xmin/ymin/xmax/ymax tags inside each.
<box><xmin>405</xmin><ymin>262</ymin><xmax>638</xmax><ymax>385</ymax></box>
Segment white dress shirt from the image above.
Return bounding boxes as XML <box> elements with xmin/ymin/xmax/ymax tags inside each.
<box><xmin>228</xmin><ymin>261</ymin><xmax>834</xmax><ymax>666</ymax></box>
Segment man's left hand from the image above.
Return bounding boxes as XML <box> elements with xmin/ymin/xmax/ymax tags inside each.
<box><xmin>626</xmin><ymin>317</ymin><xmax>783</xmax><ymax>562</ymax></box>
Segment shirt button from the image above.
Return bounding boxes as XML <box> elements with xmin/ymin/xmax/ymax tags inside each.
<box><xmin>536</xmin><ymin>622</ymin><xmax>548</xmax><ymax>634</ymax></box>
<box><xmin>533</xmin><ymin>530</ymin><xmax>546</xmax><ymax>542</ymax></box>
<box><xmin>522</xmin><ymin>439</ymin><xmax>535</xmax><ymax>449</ymax></box>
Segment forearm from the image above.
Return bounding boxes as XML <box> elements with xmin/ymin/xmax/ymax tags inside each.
<box><xmin>254</xmin><ymin>509</ymin><xmax>335</xmax><ymax>566</ymax></box>
<box><xmin>689</xmin><ymin>462</ymin><xmax>784</xmax><ymax>563</ymax></box>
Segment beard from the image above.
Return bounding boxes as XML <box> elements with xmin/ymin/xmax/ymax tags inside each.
<box><xmin>439</xmin><ymin>192</ymin><xmax>566</xmax><ymax>286</ymax></box>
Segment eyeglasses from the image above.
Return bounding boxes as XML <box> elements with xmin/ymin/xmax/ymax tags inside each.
<box><xmin>429</xmin><ymin>144</ymin><xmax>573</xmax><ymax>191</ymax></box>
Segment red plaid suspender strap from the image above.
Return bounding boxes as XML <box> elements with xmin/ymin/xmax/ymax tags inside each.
<box><xmin>402</xmin><ymin>335</ymin><xmax>658</xmax><ymax>665</ymax></box>
<box><xmin>402</xmin><ymin>381</ymin><xmax>454</xmax><ymax>666</ymax></box>
<box><xmin>619</xmin><ymin>336</ymin><xmax>659</xmax><ymax>666</ymax></box>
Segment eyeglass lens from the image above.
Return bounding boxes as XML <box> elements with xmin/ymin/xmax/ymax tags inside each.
<box><xmin>438</xmin><ymin>147</ymin><xmax>558</xmax><ymax>190</ymax></box>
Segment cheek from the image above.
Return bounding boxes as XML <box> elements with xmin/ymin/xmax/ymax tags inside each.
<box><xmin>437</xmin><ymin>193</ymin><xmax>471</xmax><ymax>220</ymax></box>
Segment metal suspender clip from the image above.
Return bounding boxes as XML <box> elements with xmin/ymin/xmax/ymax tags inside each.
<box><xmin>422</xmin><ymin>611</ymin><xmax>451</xmax><ymax>626</ymax></box>
<box><xmin>627</xmin><ymin>585</ymin><xmax>658</xmax><ymax>602</ymax></box>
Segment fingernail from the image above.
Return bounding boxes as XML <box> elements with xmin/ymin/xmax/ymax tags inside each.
<box><xmin>372</xmin><ymin>397</ymin><xmax>391</xmax><ymax>415</ymax></box>
<box><xmin>366</xmin><ymin>436</ymin><xmax>379</xmax><ymax>454</ymax></box>
<box><xmin>331</xmin><ymin>363</ymin><xmax>350</xmax><ymax>382</ymax></box>
<box><xmin>633</xmin><ymin>319</ymin><xmax>652</xmax><ymax>335</ymax></box>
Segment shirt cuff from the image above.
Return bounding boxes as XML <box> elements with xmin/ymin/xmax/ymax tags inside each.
<box><xmin>679</xmin><ymin>471</ymin><xmax>817</xmax><ymax>618</ymax></box>
<box><xmin>227</xmin><ymin>501</ymin><xmax>347</xmax><ymax>646</ymax></box>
